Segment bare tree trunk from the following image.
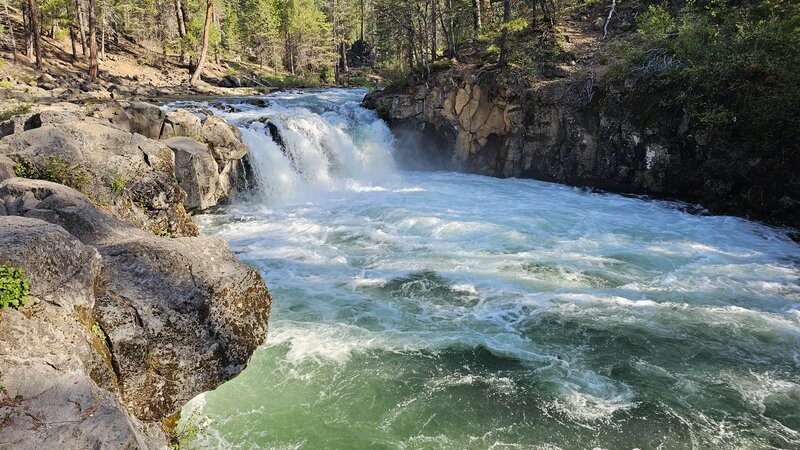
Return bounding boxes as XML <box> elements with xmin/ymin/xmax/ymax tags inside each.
<box><xmin>88</xmin><ymin>0</ymin><xmax>98</xmax><ymax>79</ymax></box>
<box><xmin>340</xmin><ymin>41</ymin><xmax>348</xmax><ymax>72</ymax></box>
<box><xmin>430</xmin><ymin>0</ymin><xmax>437</xmax><ymax>61</ymax></box>
<box><xmin>406</xmin><ymin>22</ymin><xmax>414</xmax><ymax>70</ymax></box>
<box><xmin>76</xmin><ymin>0</ymin><xmax>86</xmax><ymax>61</ymax></box>
<box><xmin>602</xmin><ymin>0</ymin><xmax>615</xmax><ymax>40</ymax></box>
<box><xmin>175</xmin><ymin>0</ymin><xmax>187</xmax><ymax>63</ymax></box>
<box><xmin>70</xmin><ymin>26</ymin><xmax>77</xmax><ymax>60</ymax></box>
<box><xmin>28</xmin><ymin>0</ymin><xmax>42</xmax><ymax>69</ymax></box>
<box><xmin>189</xmin><ymin>0</ymin><xmax>212</xmax><ymax>85</ymax></box>
<box><xmin>497</xmin><ymin>0</ymin><xmax>510</xmax><ymax>66</ymax></box>
<box><xmin>23</xmin><ymin>0</ymin><xmax>32</xmax><ymax>59</ymax></box>
<box><xmin>212</xmin><ymin>8</ymin><xmax>219</xmax><ymax>64</ymax></box>
<box><xmin>359</xmin><ymin>0</ymin><xmax>364</xmax><ymax>41</ymax></box>
<box><xmin>3</xmin><ymin>0</ymin><xmax>17</xmax><ymax>61</ymax></box>
<box><xmin>447</xmin><ymin>0</ymin><xmax>455</xmax><ymax>54</ymax></box>
<box><xmin>333</xmin><ymin>0</ymin><xmax>339</xmax><ymax>83</ymax></box>
<box><xmin>100</xmin><ymin>3</ymin><xmax>105</xmax><ymax>60</ymax></box>
<box><xmin>471</xmin><ymin>0</ymin><xmax>481</xmax><ymax>30</ymax></box>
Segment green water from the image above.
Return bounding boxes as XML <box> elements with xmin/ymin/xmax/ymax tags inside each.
<box><xmin>179</xmin><ymin>90</ymin><xmax>800</xmax><ymax>449</ymax></box>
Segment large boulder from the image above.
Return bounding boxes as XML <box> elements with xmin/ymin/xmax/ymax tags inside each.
<box><xmin>164</xmin><ymin>137</ymin><xmax>220</xmax><ymax>210</ymax></box>
<box><xmin>92</xmin><ymin>102</ymin><xmax>134</xmax><ymax>133</ymax></box>
<box><xmin>161</xmin><ymin>109</ymin><xmax>203</xmax><ymax>140</ymax></box>
<box><xmin>201</xmin><ymin>116</ymin><xmax>248</xmax><ymax>163</ymax></box>
<box><xmin>0</xmin><ymin>154</ymin><xmax>14</xmax><ymax>181</ymax></box>
<box><xmin>0</xmin><ymin>120</ymin><xmax>198</xmax><ymax>237</ymax></box>
<box><xmin>125</xmin><ymin>102</ymin><xmax>165</xmax><ymax>139</ymax></box>
<box><xmin>0</xmin><ymin>216</ymin><xmax>164</xmax><ymax>449</ymax></box>
<box><xmin>0</xmin><ymin>178</ymin><xmax>272</xmax><ymax>435</ymax></box>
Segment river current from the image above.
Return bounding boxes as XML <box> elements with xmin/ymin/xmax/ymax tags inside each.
<box><xmin>172</xmin><ymin>89</ymin><xmax>800</xmax><ymax>449</ymax></box>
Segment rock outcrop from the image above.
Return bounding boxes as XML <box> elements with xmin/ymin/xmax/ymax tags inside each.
<box><xmin>0</xmin><ymin>100</ymin><xmax>271</xmax><ymax>448</ymax></box>
<box><xmin>0</xmin><ymin>101</ymin><xmax>252</xmax><ymax>236</ymax></box>
<box><xmin>364</xmin><ymin>67</ymin><xmax>800</xmax><ymax>227</ymax></box>
<box><xmin>0</xmin><ymin>179</ymin><xmax>272</xmax><ymax>448</ymax></box>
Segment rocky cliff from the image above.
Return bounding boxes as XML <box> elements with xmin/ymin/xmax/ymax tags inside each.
<box><xmin>364</xmin><ymin>67</ymin><xmax>800</xmax><ymax>228</ymax></box>
<box><xmin>0</xmin><ymin>103</ymin><xmax>271</xmax><ymax>448</ymax></box>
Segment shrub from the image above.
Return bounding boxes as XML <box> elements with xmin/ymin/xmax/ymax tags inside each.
<box><xmin>170</xmin><ymin>408</ymin><xmax>209</xmax><ymax>449</ymax></box>
<box><xmin>0</xmin><ymin>103</ymin><xmax>32</xmax><ymax>121</ymax></box>
<box><xmin>110</xmin><ymin>175</ymin><xmax>127</xmax><ymax>194</ymax></box>
<box><xmin>12</xmin><ymin>155</ymin><xmax>90</xmax><ymax>192</ymax></box>
<box><xmin>637</xmin><ymin>5</ymin><xmax>676</xmax><ymax>43</ymax></box>
<box><xmin>0</xmin><ymin>264</ymin><xmax>30</xmax><ymax>309</ymax></box>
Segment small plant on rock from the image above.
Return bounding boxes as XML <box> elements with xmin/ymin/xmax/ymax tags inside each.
<box><xmin>171</xmin><ymin>407</ymin><xmax>209</xmax><ymax>449</ymax></box>
<box><xmin>91</xmin><ymin>322</ymin><xmax>105</xmax><ymax>339</ymax></box>
<box><xmin>0</xmin><ymin>103</ymin><xmax>32</xmax><ymax>121</ymax></box>
<box><xmin>110</xmin><ymin>175</ymin><xmax>127</xmax><ymax>194</ymax></box>
<box><xmin>0</xmin><ymin>264</ymin><xmax>30</xmax><ymax>309</ymax></box>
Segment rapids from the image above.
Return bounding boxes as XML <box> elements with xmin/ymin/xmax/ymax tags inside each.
<box><xmin>170</xmin><ymin>89</ymin><xmax>800</xmax><ymax>449</ymax></box>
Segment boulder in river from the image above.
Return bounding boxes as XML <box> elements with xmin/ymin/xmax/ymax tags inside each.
<box><xmin>0</xmin><ymin>178</ymin><xmax>272</xmax><ymax>446</ymax></box>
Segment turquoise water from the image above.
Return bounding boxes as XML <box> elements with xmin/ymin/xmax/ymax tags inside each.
<box><xmin>182</xmin><ymin>90</ymin><xmax>800</xmax><ymax>449</ymax></box>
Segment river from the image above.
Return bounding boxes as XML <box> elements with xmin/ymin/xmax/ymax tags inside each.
<box><xmin>171</xmin><ymin>89</ymin><xmax>800</xmax><ymax>449</ymax></box>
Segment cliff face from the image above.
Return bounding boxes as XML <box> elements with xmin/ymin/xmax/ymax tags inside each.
<box><xmin>364</xmin><ymin>67</ymin><xmax>800</xmax><ymax>227</ymax></box>
<box><xmin>0</xmin><ymin>104</ymin><xmax>271</xmax><ymax>448</ymax></box>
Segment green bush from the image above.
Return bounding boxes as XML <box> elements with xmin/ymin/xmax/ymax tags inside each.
<box><xmin>12</xmin><ymin>155</ymin><xmax>90</xmax><ymax>192</ymax></box>
<box><xmin>637</xmin><ymin>5</ymin><xmax>676</xmax><ymax>43</ymax></box>
<box><xmin>0</xmin><ymin>264</ymin><xmax>30</xmax><ymax>309</ymax></box>
<box><xmin>320</xmin><ymin>66</ymin><xmax>336</xmax><ymax>85</ymax></box>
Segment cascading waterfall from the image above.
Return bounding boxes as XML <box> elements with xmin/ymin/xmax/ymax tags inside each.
<box><xmin>171</xmin><ymin>89</ymin><xmax>800</xmax><ymax>449</ymax></box>
<box><xmin>185</xmin><ymin>89</ymin><xmax>398</xmax><ymax>203</ymax></box>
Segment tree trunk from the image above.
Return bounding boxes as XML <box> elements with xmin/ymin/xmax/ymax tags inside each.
<box><xmin>23</xmin><ymin>0</ymin><xmax>32</xmax><ymax>59</ymax></box>
<box><xmin>472</xmin><ymin>0</ymin><xmax>481</xmax><ymax>30</ymax></box>
<box><xmin>189</xmin><ymin>0</ymin><xmax>212</xmax><ymax>85</ymax></box>
<box><xmin>70</xmin><ymin>26</ymin><xmax>77</xmax><ymax>60</ymax></box>
<box><xmin>406</xmin><ymin>23</ymin><xmax>414</xmax><ymax>70</ymax></box>
<box><xmin>100</xmin><ymin>0</ymin><xmax>105</xmax><ymax>60</ymax></box>
<box><xmin>359</xmin><ymin>0</ymin><xmax>364</xmax><ymax>41</ymax></box>
<box><xmin>430</xmin><ymin>0</ymin><xmax>437</xmax><ymax>61</ymax></box>
<box><xmin>88</xmin><ymin>0</ymin><xmax>98</xmax><ymax>79</ymax></box>
<box><xmin>340</xmin><ymin>41</ymin><xmax>348</xmax><ymax>72</ymax></box>
<box><xmin>3</xmin><ymin>0</ymin><xmax>17</xmax><ymax>61</ymax></box>
<box><xmin>212</xmin><ymin>8</ymin><xmax>219</xmax><ymax>64</ymax></box>
<box><xmin>100</xmin><ymin>27</ymin><xmax>105</xmax><ymax>61</ymax></box>
<box><xmin>498</xmin><ymin>0</ymin><xmax>510</xmax><ymax>66</ymax></box>
<box><xmin>333</xmin><ymin>0</ymin><xmax>339</xmax><ymax>83</ymax></box>
<box><xmin>175</xmin><ymin>0</ymin><xmax>187</xmax><ymax>63</ymax></box>
<box><xmin>28</xmin><ymin>0</ymin><xmax>42</xmax><ymax>69</ymax></box>
<box><xmin>76</xmin><ymin>0</ymin><xmax>87</xmax><ymax>61</ymax></box>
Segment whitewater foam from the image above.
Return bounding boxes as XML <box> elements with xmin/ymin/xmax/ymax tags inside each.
<box><xmin>177</xmin><ymin>89</ymin><xmax>800</xmax><ymax>449</ymax></box>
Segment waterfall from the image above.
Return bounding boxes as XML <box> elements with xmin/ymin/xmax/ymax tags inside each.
<box><xmin>209</xmin><ymin>89</ymin><xmax>398</xmax><ymax>203</ymax></box>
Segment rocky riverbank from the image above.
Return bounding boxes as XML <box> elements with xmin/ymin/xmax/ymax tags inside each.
<box><xmin>364</xmin><ymin>66</ymin><xmax>800</xmax><ymax>229</ymax></box>
<box><xmin>0</xmin><ymin>99</ymin><xmax>271</xmax><ymax>448</ymax></box>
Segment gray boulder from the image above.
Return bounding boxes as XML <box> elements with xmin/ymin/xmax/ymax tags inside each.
<box><xmin>0</xmin><ymin>179</ymin><xmax>272</xmax><ymax>436</ymax></box>
<box><xmin>0</xmin><ymin>120</ymin><xmax>198</xmax><ymax>237</ymax></box>
<box><xmin>164</xmin><ymin>137</ymin><xmax>220</xmax><ymax>210</ymax></box>
<box><xmin>0</xmin><ymin>215</ymin><xmax>165</xmax><ymax>449</ymax></box>
<box><xmin>161</xmin><ymin>108</ymin><xmax>203</xmax><ymax>140</ymax></box>
<box><xmin>0</xmin><ymin>154</ymin><xmax>14</xmax><ymax>181</ymax></box>
<box><xmin>125</xmin><ymin>102</ymin><xmax>165</xmax><ymax>139</ymax></box>
<box><xmin>202</xmin><ymin>116</ymin><xmax>248</xmax><ymax>163</ymax></box>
